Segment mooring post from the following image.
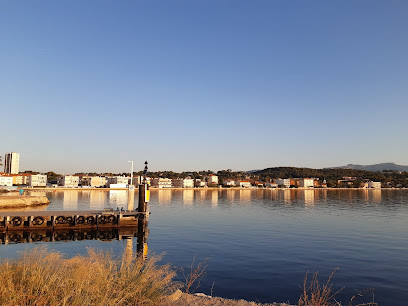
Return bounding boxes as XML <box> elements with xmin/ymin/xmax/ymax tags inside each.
<box><xmin>138</xmin><ymin>161</ymin><xmax>149</xmax><ymax>234</ymax></box>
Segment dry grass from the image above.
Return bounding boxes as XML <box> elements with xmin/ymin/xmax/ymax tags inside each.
<box><xmin>182</xmin><ymin>256</ymin><xmax>208</xmax><ymax>294</ymax></box>
<box><xmin>0</xmin><ymin>247</ymin><xmax>178</xmax><ymax>306</ymax></box>
<box><xmin>298</xmin><ymin>269</ymin><xmax>377</xmax><ymax>306</ymax></box>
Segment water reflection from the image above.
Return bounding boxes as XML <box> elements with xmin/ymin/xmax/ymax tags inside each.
<box><xmin>63</xmin><ymin>191</ymin><xmax>78</xmax><ymax>209</ymax></box>
<box><xmin>157</xmin><ymin>190</ymin><xmax>172</xmax><ymax>204</ymax></box>
<box><xmin>183</xmin><ymin>190</ymin><xmax>194</xmax><ymax>205</ymax></box>
<box><xmin>0</xmin><ymin>228</ymin><xmax>138</xmax><ymax>245</ymax></box>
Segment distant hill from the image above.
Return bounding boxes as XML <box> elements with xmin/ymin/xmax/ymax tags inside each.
<box><xmin>333</xmin><ymin>163</ymin><xmax>408</xmax><ymax>172</ymax></box>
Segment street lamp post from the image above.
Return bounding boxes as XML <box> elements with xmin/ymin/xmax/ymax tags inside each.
<box><xmin>128</xmin><ymin>160</ymin><xmax>134</xmax><ymax>186</ymax></box>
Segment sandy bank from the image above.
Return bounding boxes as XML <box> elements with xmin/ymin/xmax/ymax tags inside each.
<box><xmin>0</xmin><ymin>196</ymin><xmax>50</xmax><ymax>209</ymax></box>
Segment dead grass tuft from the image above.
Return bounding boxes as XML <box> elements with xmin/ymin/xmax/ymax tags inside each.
<box><xmin>298</xmin><ymin>268</ymin><xmax>377</xmax><ymax>306</ymax></box>
<box><xmin>0</xmin><ymin>246</ymin><xmax>178</xmax><ymax>305</ymax></box>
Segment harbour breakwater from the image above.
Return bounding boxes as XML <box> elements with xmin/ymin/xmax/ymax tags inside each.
<box><xmin>0</xmin><ymin>196</ymin><xmax>50</xmax><ymax>209</ymax></box>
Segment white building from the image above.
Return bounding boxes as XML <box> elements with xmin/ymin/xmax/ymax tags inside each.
<box><xmin>204</xmin><ymin>175</ymin><xmax>218</xmax><ymax>186</ymax></box>
<box><xmin>368</xmin><ymin>181</ymin><xmax>381</xmax><ymax>189</ymax></box>
<box><xmin>235</xmin><ymin>180</ymin><xmax>252</xmax><ymax>188</ymax></box>
<box><xmin>266</xmin><ymin>183</ymin><xmax>278</xmax><ymax>188</ymax></box>
<box><xmin>106</xmin><ymin>176</ymin><xmax>130</xmax><ymax>187</ymax></box>
<box><xmin>151</xmin><ymin>178</ymin><xmax>172</xmax><ymax>188</ymax></box>
<box><xmin>58</xmin><ymin>176</ymin><xmax>80</xmax><ymax>188</ymax></box>
<box><xmin>223</xmin><ymin>180</ymin><xmax>236</xmax><ymax>187</ymax></box>
<box><xmin>81</xmin><ymin>176</ymin><xmax>107</xmax><ymax>188</ymax></box>
<box><xmin>27</xmin><ymin>174</ymin><xmax>47</xmax><ymax>187</ymax></box>
<box><xmin>4</xmin><ymin>152</ymin><xmax>20</xmax><ymax>174</ymax></box>
<box><xmin>299</xmin><ymin>178</ymin><xmax>314</xmax><ymax>188</ymax></box>
<box><xmin>194</xmin><ymin>179</ymin><xmax>207</xmax><ymax>188</ymax></box>
<box><xmin>173</xmin><ymin>178</ymin><xmax>194</xmax><ymax>188</ymax></box>
<box><xmin>0</xmin><ymin>175</ymin><xmax>13</xmax><ymax>187</ymax></box>
<box><xmin>275</xmin><ymin>179</ymin><xmax>290</xmax><ymax>188</ymax></box>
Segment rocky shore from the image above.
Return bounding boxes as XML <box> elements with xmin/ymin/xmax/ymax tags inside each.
<box><xmin>164</xmin><ymin>291</ymin><xmax>293</xmax><ymax>306</ymax></box>
<box><xmin>0</xmin><ymin>195</ymin><xmax>50</xmax><ymax>209</ymax></box>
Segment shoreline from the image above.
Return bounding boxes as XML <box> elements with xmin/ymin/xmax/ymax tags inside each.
<box><xmin>21</xmin><ymin>187</ymin><xmax>405</xmax><ymax>191</ymax></box>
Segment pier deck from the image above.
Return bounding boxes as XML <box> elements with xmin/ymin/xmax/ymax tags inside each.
<box><xmin>0</xmin><ymin>209</ymin><xmax>141</xmax><ymax>231</ymax></box>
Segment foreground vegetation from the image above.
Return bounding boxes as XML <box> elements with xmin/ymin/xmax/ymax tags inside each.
<box><xmin>0</xmin><ymin>247</ymin><xmax>176</xmax><ymax>305</ymax></box>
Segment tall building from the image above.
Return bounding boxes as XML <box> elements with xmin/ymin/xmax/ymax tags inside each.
<box><xmin>4</xmin><ymin>152</ymin><xmax>20</xmax><ymax>174</ymax></box>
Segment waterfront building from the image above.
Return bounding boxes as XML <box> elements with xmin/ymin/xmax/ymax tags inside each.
<box><xmin>173</xmin><ymin>178</ymin><xmax>194</xmax><ymax>188</ymax></box>
<box><xmin>204</xmin><ymin>174</ymin><xmax>219</xmax><ymax>186</ymax></box>
<box><xmin>367</xmin><ymin>181</ymin><xmax>381</xmax><ymax>189</ymax></box>
<box><xmin>266</xmin><ymin>183</ymin><xmax>278</xmax><ymax>188</ymax></box>
<box><xmin>151</xmin><ymin>178</ymin><xmax>173</xmax><ymax>188</ymax></box>
<box><xmin>223</xmin><ymin>180</ymin><xmax>236</xmax><ymax>187</ymax></box>
<box><xmin>27</xmin><ymin>174</ymin><xmax>47</xmax><ymax>187</ymax></box>
<box><xmin>58</xmin><ymin>176</ymin><xmax>80</xmax><ymax>188</ymax></box>
<box><xmin>235</xmin><ymin>180</ymin><xmax>252</xmax><ymax>188</ymax></box>
<box><xmin>81</xmin><ymin>176</ymin><xmax>107</xmax><ymax>188</ymax></box>
<box><xmin>194</xmin><ymin>179</ymin><xmax>207</xmax><ymax>188</ymax></box>
<box><xmin>4</xmin><ymin>152</ymin><xmax>20</xmax><ymax>174</ymax></box>
<box><xmin>106</xmin><ymin>176</ymin><xmax>129</xmax><ymax>187</ymax></box>
<box><xmin>0</xmin><ymin>175</ymin><xmax>13</xmax><ymax>186</ymax></box>
<box><xmin>299</xmin><ymin>178</ymin><xmax>314</xmax><ymax>188</ymax></box>
<box><xmin>275</xmin><ymin>179</ymin><xmax>290</xmax><ymax>188</ymax></box>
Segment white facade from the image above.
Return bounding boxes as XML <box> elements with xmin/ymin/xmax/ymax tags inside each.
<box><xmin>151</xmin><ymin>178</ymin><xmax>173</xmax><ymax>188</ymax></box>
<box><xmin>27</xmin><ymin>174</ymin><xmax>47</xmax><ymax>187</ymax></box>
<box><xmin>58</xmin><ymin>176</ymin><xmax>80</xmax><ymax>188</ymax></box>
<box><xmin>368</xmin><ymin>181</ymin><xmax>381</xmax><ymax>189</ymax></box>
<box><xmin>235</xmin><ymin>180</ymin><xmax>252</xmax><ymax>188</ymax></box>
<box><xmin>194</xmin><ymin>179</ymin><xmax>207</xmax><ymax>188</ymax></box>
<box><xmin>204</xmin><ymin>175</ymin><xmax>219</xmax><ymax>185</ymax></box>
<box><xmin>4</xmin><ymin>152</ymin><xmax>20</xmax><ymax>174</ymax></box>
<box><xmin>299</xmin><ymin>178</ymin><xmax>314</xmax><ymax>188</ymax></box>
<box><xmin>0</xmin><ymin>176</ymin><xmax>13</xmax><ymax>186</ymax></box>
<box><xmin>107</xmin><ymin>176</ymin><xmax>129</xmax><ymax>186</ymax></box>
<box><xmin>173</xmin><ymin>178</ymin><xmax>194</xmax><ymax>188</ymax></box>
<box><xmin>266</xmin><ymin>183</ymin><xmax>278</xmax><ymax>188</ymax></box>
<box><xmin>223</xmin><ymin>180</ymin><xmax>236</xmax><ymax>187</ymax></box>
<box><xmin>81</xmin><ymin>176</ymin><xmax>107</xmax><ymax>188</ymax></box>
<box><xmin>275</xmin><ymin>179</ymin><xmax>290</xmax><ymax>188</ymax></box>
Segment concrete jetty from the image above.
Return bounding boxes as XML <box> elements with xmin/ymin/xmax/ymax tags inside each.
<box><xmin>0</xmin><ymin>196</ymin><xmax>50</xmax><ymax>209</ymax></box>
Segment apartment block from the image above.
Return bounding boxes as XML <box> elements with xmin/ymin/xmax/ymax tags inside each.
<box><xmin>275</xmin><ymin>179</ymin><xmax>290</xmax><ymax>188</ymax></box>
<box><xmin>151</xmin><ymin>178</ymin><xmax>172</xmax><ymax>188</ymax></box>
<box><xmin>173</xmin><ymin>178</ymin><xmax>194</xmax><ymax>188</ymax></box>
<box><xmin>204</xmin><ymin>175</ymin><xmax>218</xmax><ymax>186</ymax></box>
<box><xmin>58</xmin><ymin>176</ymin><xmax>80</xmax><ymax>188</ymax></box>
<box><xmin>368</xmin><ymin>181</ymin><xmax>381</xmax><ymax>189</ymax></box>
<box><xmin>235</xmin><ymin>180</ymin><xmax>252</xmax><ymax>188</ymax></box>
<box><xmin>27</xmin><ymin>174</ymin><xmax>47</xmax><ymax>187</ymax></box>
<box><xmin>0</xmin><ymin>175</ymin><xmax>13</xmax><ymax>186</ymax></box>
<box><xmin>81</xmin><ymin>176</ymin><xmax>107</xmax><ymax>188</ymax></box>
<box><xmin>4</xmin><ymin>152</ymin><xmax>20</xmax><ymax>174</ymax></box>
<box><xmin>299</xmin><ymin>178</ymin><xmax>314</xmax><ymax>188</ymax></box>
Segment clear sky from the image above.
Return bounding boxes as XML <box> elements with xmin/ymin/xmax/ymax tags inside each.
<box><xmin>1</xmin><ymin>0</ymin><xmax>407</xmax><ymax>174</ymax></box>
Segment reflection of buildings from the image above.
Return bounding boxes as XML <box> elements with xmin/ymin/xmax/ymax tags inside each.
<box><xmin>304</xmin><ymin>190</ymin><xmax>315</xmax><ymax>207</ymax></box>
<box><xmin>109</xmin><ymin>191</ymin><xmax>127</xmax><ymax>207</ymax></box>
<box><xmin>62</xmin><ymin>191</ymin><xmax>79</xmax><ymax>209</ymax></box>
<box><xmin>371</xmin><ymin>189</ymin><xmax>382</xmax><ymax>203</ymax></box>
<box><xmin>158</xmin><ymin>190</ymin><xmax>172</xmax><ymax>204</ymax></box>
<box><xmin>183</xmin><ymin>190</ymin><xmax>194</xmax><ymax>205</ymax></box>
<box><xmin>226</xmin><ymin>189</ymin><xmax>237</xmax><ymax>203</ymax></box>
<box><xmin>90</xmin><ymin>191</ymin><xmax>108</xmax><ymax>209</ymax></box>
<box><xmin>198</xmin><ymin>190</ymin><xmax>207</xmax><ymax>202</ymax></box>
<box><xmin>211</xmin><ymin>190</ymin><xmax>218</xmax><ymax>206</ymax></box>
<box><xmin>239</xmin><ymin>189</ymin><xmax>251</xmax><ymax>202</ymax></box>
<box><xmin>281</xmin><ymin>189</ymin><xmax>291</xmax><ymax>204</ymax></box>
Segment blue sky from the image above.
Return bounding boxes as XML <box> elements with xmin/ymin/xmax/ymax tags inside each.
<box><xmin>1</xmin><ymin>0</ymin><xmax>407</xmax><ymax>173</ymax></box>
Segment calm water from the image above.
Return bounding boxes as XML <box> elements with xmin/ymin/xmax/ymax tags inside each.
<box><xmin>1</xmin><ymin>189</ymin><xmax>408</xmax><ymax>305</ymax></box>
